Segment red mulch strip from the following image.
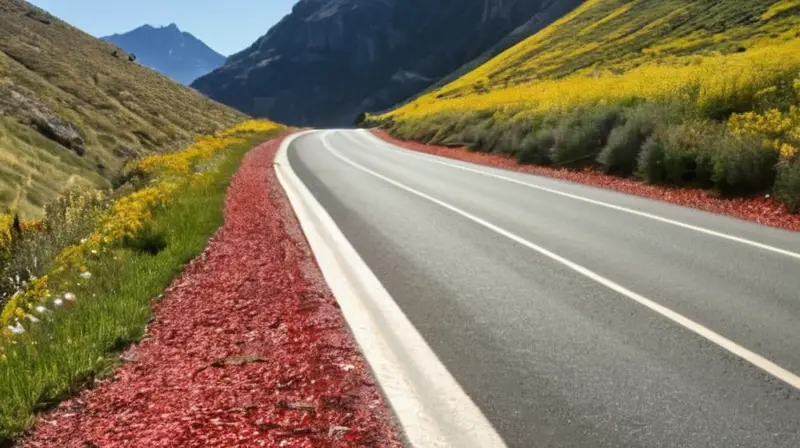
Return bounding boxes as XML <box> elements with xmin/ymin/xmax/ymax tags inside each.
<box><xmin>22</xmin><ymin>135</ymin><xmax>403</xmax><ymax>448</ymax></box>
<box><xmin>372</xmin><ymin>129</ymin><xmax>800</xmax><ymax>232</ymax></box>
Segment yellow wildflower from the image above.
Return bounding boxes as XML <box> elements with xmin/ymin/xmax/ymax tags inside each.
<box><xmin>779</xmin><ymin>143</ymin><xmax>798</xmax><ymax>159</ymax></box>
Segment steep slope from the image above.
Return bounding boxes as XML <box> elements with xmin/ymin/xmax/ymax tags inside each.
<box><xmin>103</xmin><ymin>24</ymin><xmax>226</xmax><ymax>85</ymax></box>
<box><xmin>386</xmin><ymin>0</ymin><xmax>800</xmax><ymax>119</ymax></box>
<box><xmin>384</xmin><ymin>0</ymin><xmax>582</xmax><ymax>114</ymax></box>
<box><xmin>377</xmin><ymin>0</ymin><xmax>800</xmax><ymax>210</ymax></box>
<box><xmin>0</xmin><ymin>0</ymin><xmax>245</xmax><ymax>218</ymax></box>
<box><xmin>192</xmin><ymin>0</ymin><xmax>581</xmax><ymax>127</ymax></box>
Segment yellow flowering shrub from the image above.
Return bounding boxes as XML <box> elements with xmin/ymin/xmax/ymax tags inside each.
<box><xmin>1</xmin><ymin>119</ymin><xmax>282</xmax><ymax>329</ymax></box>
<box><xmin>729</xmin><ymin>106</ymin><xmax>800</xmax><ymax>160</ymax></box>
<box><xmin>54</xmin><ymin>181</ymin><xmax>179</xmax><ymax>271</ymax></box>
<box><xmin>134</xmin><ymin>120</ymin><xmax>281</xmax><ymax>178</ymax></box>
<box><xmin>386</xmin><ymin>40</ymin><xmax>800</xmax><ymax>121</ymax></box>
<box><xmin>0</xmin><ymin>276</ymin><xmax>49</xmax><ymax>327</ymax></box>
<box><xmin>218</xmin><ymin>120</ymin><xmax>283</xmax><ymax>137</ymax></box>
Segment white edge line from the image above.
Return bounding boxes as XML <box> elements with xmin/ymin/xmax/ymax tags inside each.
<box><xmin>322</xmin><ymin>131</ymin><xmax>800</xmax><ymax>391</ymax></box>
<box><xmin>356</xmin><ymin>130</ymin><xmax>800</xmax><ymax>261</ymax></box>
<box><xmin>275</xmin><ymin>130</ymin><xmax>508</xmax><ymax>448</ymax></box>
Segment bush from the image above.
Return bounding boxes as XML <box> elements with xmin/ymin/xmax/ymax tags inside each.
<box><xmin>0</xmin><ymin>188</ymin><xmax>108</xmax><ymax>304</ymax></box>
<box><xmin>597</xmin><ymin>104</ymin><xmax>666</xmax><ymax>175</ymax></box>
<box><xmin>712</xmin><ymin>136</ymin><xmax>778</xmax><ymax>196</ymax></box>
<box><xmin>775</xmin><ymin>158</ymin><xmax>800</xmax><ymax>212</ymax></box>
<box><xmin>637</xmin><ymin>134</ymin><xmax>667</xmax><ymax>183</ymax></box>
<box><xmin>550</xmin><ymin>107</ymin><xmax>622</xmax><ymax>168</ymax></box>
<box><xmin>517</xmin><ymin>128</ymin><xmax>554</xmax><ymax>165</ymax></box>
<box><xmin>637</xmin><ymin>123</ymin><xmax>715</xmax><ymax>187</ymax></box>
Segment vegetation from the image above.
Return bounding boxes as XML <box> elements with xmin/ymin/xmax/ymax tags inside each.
<box><xmin>0</xmin><ymin>120</ymin><xmax>283</xmax><ymax>441</ymax></box>
<box><xmin>371</xmin><ymin>0</ymin><xmax>800</xmax><ymax>209</ymax></box>
<box><xmin>0</xmin><ymin>0</ymin><xmax>245</xmax><ymax>219</ymax></box>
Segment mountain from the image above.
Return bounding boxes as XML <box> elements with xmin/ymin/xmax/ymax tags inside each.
<box><xmin>102</xmin><ymin>23</ymin><xmax>226</xmax><ymax>85</ymax></box>
<box><xmin>0</xmin><ymin>0</ymin><xmax>245</xmax><ymax>218</ymax></box>
<box><xmin>192</xmin><ymin>0</ymin><xmax>581</xmax><ymax>127</ymax></box>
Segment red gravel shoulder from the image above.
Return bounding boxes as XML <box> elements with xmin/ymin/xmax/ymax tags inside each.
<box><xmin>372</xmin><ymin>129</ymin><xmax>800</xmax><ymax>232</ymax></box>
<box><xmin>23</xmin><ymin>135</ymin><xmax>403</xmax><ymax>448</ymax></box>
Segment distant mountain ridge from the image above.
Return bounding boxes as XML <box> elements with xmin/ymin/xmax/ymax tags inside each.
<box><xmin>103</xmin><ymin>23</ymin><xmax>225</xmax><ymax>85</ymax></box>
<box><xmin>192</xmin><ymin>0</ymin><xmax>581</xmax><ymax>127</ymax></box>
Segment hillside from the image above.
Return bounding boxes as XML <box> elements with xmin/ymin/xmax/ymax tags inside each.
<box><xmin>103</xmin><ymin>24</ymin><xmax>226</xmax><ymax>85</ymax></box>
<box><xmin>192</xmin><ymin>0</ymin><xmax>581</xmax><ymax>127</ymax></box>
<box><xmin>0</xmin><ymin>0</ymin><xmax>245</xmax><ymax>219</ymax></box>
<box><xmin>378</xmin><ymin>0</ymin><xmax>800</xmax><ymax>210</ymax></box>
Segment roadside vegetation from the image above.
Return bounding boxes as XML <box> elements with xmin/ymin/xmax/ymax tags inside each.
<box><xmin>368</xmin><ymin>0</ymin><xmax>800</xmax><ymax>211</ymax></box>
<box><xmin>0</xmin><ymin>120</ymin><xmax>283</xmax><ymax>441</ymax></box>
<box><xmin>0</xmin><ymin>0</ymin><xmax>244</xmax><ymax>218</ymax></box>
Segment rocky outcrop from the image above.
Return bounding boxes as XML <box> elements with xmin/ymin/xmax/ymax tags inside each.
<box><xmin>192</xmin><ymin>0</ymin><xmax>578</xmax><ymax>127</ymax></box>
<box><xmin>1</xmin><ymin>88</ymin><xmax>85</xmax><ymax>155</ymax></box>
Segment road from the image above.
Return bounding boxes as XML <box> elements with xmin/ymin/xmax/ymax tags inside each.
<box><xmin>285</xmin><ymin>129</ymin><xmax>800</xmax><ymax>447</ymax></box>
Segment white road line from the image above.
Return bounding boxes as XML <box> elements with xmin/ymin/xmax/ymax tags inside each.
<box><xmin>352</xmin><ymin>130</ymin><xmax>800</xmax><ymax>261</ymax></box>
<box><xmin>276</xmin><ymin>131</ymin><xmax>507</xmax><ymax>448</ymax></box>
<box><xmin>320</xmin><ymin>131</ymin><xmax>800</xmax><ymax>391</ymax></box>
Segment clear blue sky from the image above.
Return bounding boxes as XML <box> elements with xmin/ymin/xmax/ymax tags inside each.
<box><xmin>28</xmin><ymin>0</ymin><xmax>298</xmax><ymax>56</ymax></box>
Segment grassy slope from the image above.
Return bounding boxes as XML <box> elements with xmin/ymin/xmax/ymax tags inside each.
<box><xmin>0</xmin><ymin>0</ymin><xmax>245</xmax><ymax>219</ymax></box>
<box><xmin>0</xmin><ymin>128</ymin><xmax>283</xmax><ymax>441</ymax></box>
<box><xmin>386</xmin><ymin>0</ymin><xmax>800</xmax><ymax>119</ymax></box>
<box><xmin>376</xmin><ymin>0</ymin><xmax>800</xmax><ymax>208</ymax></box>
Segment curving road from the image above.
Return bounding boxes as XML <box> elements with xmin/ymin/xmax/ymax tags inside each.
<box><xmin>285</xmin><ymin>129</ymin><xmax>800</xmax><ymax>447</ymax></box>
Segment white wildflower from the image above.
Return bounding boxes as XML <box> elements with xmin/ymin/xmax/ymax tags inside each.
<box><xmin>64</xmin><ymin>292</ymin><xmax>76</xmax><ymax>301</ymax></box>
<box><xmin>80</xmin><ymin>271</ymin><xmax>92</xmax><ymax>279</ymax></box>
<box><xmin>25</xmin><ymin>314</ymin><xmax>40</xmax><ymax>323</ymax></box>
<box><xmin>8</xmin><ymin>323</ymin><xmax>25</xmax><ymax>335</ymax></box>
<box><xmin>35</xmin><ymin>305</ymin><xmax>50</xmax><ymax>313</ymax></box>
<box><xmin>53</xmin><ymin>298</ymin><xmax>64</xmax><ymax>307</ymax></box>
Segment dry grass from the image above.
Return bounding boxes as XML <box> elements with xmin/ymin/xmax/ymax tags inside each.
<box><xmin>0</xmin><ymin>0</ymin><xmax>246</xmax><ymax>219</ymax></box>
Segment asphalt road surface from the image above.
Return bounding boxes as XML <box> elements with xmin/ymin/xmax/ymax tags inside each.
<box><xmin>286</xmin><ymin>129</ymin><xmax>800</xmax><ymax>448</ymax></box>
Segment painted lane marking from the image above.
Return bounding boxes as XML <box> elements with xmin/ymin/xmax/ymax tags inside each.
<box><xmin>322</xmin><ymin>131</ymin><xmax>800</xmax><ymax>391</ymax></box>
<box><xmin>351</xmin><ymin>130</ymin><xmax>800</xmax><ymax>261</ymax></box>
<box><xmin>276</xmin><ymin>131</ymin><xmax>507</xmax><ymax>448</ymax></box>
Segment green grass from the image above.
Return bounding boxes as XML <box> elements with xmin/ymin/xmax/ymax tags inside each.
<box><xmin>0</xmin><ymin>130</ymin><xmax>279</xmax><ymax>443</ymax></box>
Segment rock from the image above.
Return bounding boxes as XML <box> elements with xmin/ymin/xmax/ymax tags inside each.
<box><xmin>4</xmin><ymin>89</ymin><xmax>86</xmax><ymax>155</ymax></box>
<box><xmin>30</xmin><ymin>113</ymin><xmax>86</xmax><ymax>156</ymax></box>
<box><xmin>113</xmin><ymin>145</ymin><xmax>140</xmax><ymax>159</ymax></box>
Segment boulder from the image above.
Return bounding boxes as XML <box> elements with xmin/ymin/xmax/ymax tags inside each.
<box><xmin>6</xmin><ymin>90</ymin><xmax>86</xmax><ymax>156</ymax></box>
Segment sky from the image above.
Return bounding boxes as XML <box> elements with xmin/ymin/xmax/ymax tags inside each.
<box><xmin>28</xmin><ymin>0</ymin><xmax>298</xmax><ymax>56</ymax></box>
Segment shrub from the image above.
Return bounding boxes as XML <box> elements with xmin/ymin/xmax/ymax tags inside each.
<box><xmin>637</xmin><ymin>123</ymin><xmax>715</xmax><ymax>187</ymax></box>
<box><xmin>712</xmin><ymin>136</ymin><xmax>778</xmax><ymax>196</ymax></box>
<box><xmin>0</xmin><ymin>187</ymin><xmax>108</xmax><ymax>304</ymax></box>
<box><xmin>597</xmin><ymin>104</ymin><xmax>668</xmax><ymax>175</ymax></box>
<box><xmin>775</xmin><ymin>158</ymin><xmax>800</xmax><ymax>212</ymax></box>
<box><xmin>517</xmin><ymin>128</ymin><xmax>555</xmax><ymax>165</ymax></box>
<box><xmin>550</xmin><ymin>107</ymin><xmax>622</xmax><ymax>168</ymax></box>
<box><xmin>637</xmin><ymin>134</ymin><xmax>667</xmax><ymax>184</ymax></box>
